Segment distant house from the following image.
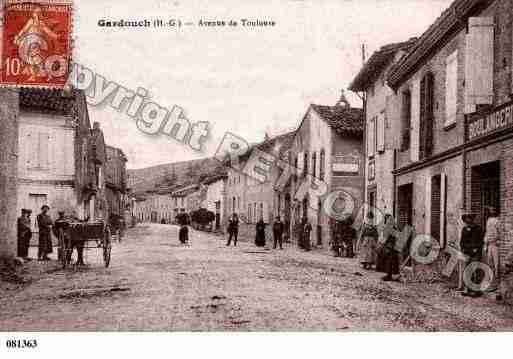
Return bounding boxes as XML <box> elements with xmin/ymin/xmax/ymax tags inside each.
<box><xmin>201</xmin><ymin>174</ymin><xmax>228</xmax><ymax>231</ymax></box>
<box><xmin>105</xmin><ymin>145</ymin><xmax>128</xmax><ymax>220</ymax></box>
<box><xmin>288</xmin><ymin>101</ymin><xmax>364</xmax><ymax>248</ymax></box>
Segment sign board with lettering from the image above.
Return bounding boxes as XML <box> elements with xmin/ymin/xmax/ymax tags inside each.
<box><xmin>332</xmin><ymin>154</ymin><xmax>360</xmax><ymax>176</ymax></box>
<box><xmin>467</xmin><ymin>102</ymin><xmax>513</xmax><ymax>141</ymax></box>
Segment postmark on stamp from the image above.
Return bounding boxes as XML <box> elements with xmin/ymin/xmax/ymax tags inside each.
<box><xmin>1</xmin><ymin>0</ymin><xmax>72</xmax><ymax>88</ymax></box>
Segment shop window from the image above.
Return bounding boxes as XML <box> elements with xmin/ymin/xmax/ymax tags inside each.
<box><xmin>303</xmin><ymin>152</ymin><xmax>309</xmax><ymax>177</ymax></box>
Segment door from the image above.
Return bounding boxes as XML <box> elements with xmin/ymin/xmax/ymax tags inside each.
<box><xmin>431</xmin><ymin>175</ymin><xmax>441</xmax><ymax>242</ymax></box>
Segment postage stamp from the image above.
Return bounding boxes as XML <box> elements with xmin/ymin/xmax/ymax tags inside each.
<box><xmin>1</xmin><ymin>0</ymin><xmax>72</xmax><ymax>88</ymax></box>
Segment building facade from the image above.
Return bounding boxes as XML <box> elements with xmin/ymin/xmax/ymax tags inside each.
<box><xmin>105</xmin><ymin>145</ymin><xmax>128</xmax><ymax>220</ymax></box>
<box><xmin>16</xmin><ymin>89</ymin><xmax>107</xmax><ymax>237</ymax></box>
<box><xmin>201</xmin><ymin>174</ymin><xmax>228</xmax><ymax>231</ymax></box>
<box><xmin>349</xmin><ymin>39</ymin><xmax>417</xmax><ymax>216</ymax></box>
<box><xmin>386</xmin><ymin>0</ymin><xmax>513</xmax><ymax>257</ymax></box>
<box><xmin>288</xmin><ymin>103</ymin><xmax>364</xmax><ymax>248</ymax></box>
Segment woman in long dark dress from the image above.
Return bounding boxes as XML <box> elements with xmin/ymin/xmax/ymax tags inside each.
<box><xmin>357</xmin><ymin>212</ymin><xmax>378</xmax><ymax>270</ymax></box>
<box><xmin>255</xmin><ymin>218</ymin><xmax>266</xmax><ymax>247</ymax></box>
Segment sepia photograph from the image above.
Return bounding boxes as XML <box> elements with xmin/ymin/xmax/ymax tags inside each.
<box><xmin>0</xmin><ymin>0</ymin><xmax>513</xmax><ymax>356</ymax></box>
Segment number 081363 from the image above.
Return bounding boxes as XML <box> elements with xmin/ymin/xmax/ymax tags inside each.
<box><xmin>5</xmin><ymin>339</ymin><xmax>37</xmax><ymax>349</ymax></box>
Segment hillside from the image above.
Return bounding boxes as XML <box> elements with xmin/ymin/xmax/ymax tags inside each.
<box><xmin>128</xmin><ymin>157</ymin><xmax>226</xmax><ymax>196</ymax></box>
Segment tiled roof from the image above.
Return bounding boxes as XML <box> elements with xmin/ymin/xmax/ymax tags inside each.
<box><xmin>19</xmin><ymin>87</ymin><xmax>77</xmax><ymax>115</ymax></box>
<box><xmin>240</xmin><ymin>130</ymin><xmax>296</xmax><ymax>162</ymax></box>
<box><xmin>310</xmin><ymin>104</ymin><xmax>364</xmax><ymax>135</ymax></box>
<box><xmin>348</xmin><ymin>38</ymin><xmax>418</xmax><ymax>91</ymax></box>
<box><xmin>202</xmin><ymin>173</ymin><xmax>228</xmax><ymax>185</ymax></box>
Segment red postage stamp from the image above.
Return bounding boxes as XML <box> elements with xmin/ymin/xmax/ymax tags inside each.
<box><xmin>1</xmin><ymin>0</ymin><xmax>72</xmax><ymax>88</ymax></box>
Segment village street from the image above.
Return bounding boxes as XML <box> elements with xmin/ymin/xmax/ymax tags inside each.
<box><xmin>1</xmin><ymin>224</ymin><xmax>513</xmax><ymax>331</ymax></box>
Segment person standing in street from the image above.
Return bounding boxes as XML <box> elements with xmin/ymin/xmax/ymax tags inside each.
<box><xmin>381</xmin><ymin>214</ymin><xmax>400</xmax><ymax>282</ymax></box>
<box><xmin>273</xmin><ymin>216</ymin><xmax>284</xmax><ymax>250</ymax></box>
<box><xmin>303</xmin><ymin>217</ymin><xmax>312</xmax><ymax>252</ymax></box>
<box><xmin>176</xmin><ymin>209</ymin><xmax>190</xmax><ymax>244</ymax></box>
<box><xmin>484</xmin><ymin>206</ymin><xmax>500</xmax><ymax>291</ymax></box>
<box><xmin>460</xmin><ymin>211</ymin><xmax>484</xmax><ymax>297</ymax></box>
<box><xmin>226</xmin><ymin>213</ymin><xmax>239</xmax><ymax>246</ymax></box>
<box><xmin>255</xmin><ymin>216</ymin><xmax>267</xmax><ymax>247</ymax></box>
<box><xmin>37</xmin><ymin>205</ymin><xmax>53</xmax><ymax>261</ymax></box>
<box><xmin>17</xmin><ymin>209</ymin><xmax>32</xmax><ymax>260</ymax></box>
<box><xmin>357</xmin><ymin>211</ymin><xmax>378</xmax><ymax>270</ymax></box>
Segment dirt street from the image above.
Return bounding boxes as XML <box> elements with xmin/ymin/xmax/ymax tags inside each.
<box><xmin>1</xmin><ymin>224</ymin><xmax>513</xmax><ymax>331</ymax></box>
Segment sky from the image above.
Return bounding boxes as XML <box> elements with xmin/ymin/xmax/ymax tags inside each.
<box><xmin>73</xmin><ymin>0</ymin><xmax>453</xmax><ymax>169</ymax></box>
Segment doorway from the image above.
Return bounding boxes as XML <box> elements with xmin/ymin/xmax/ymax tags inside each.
<box><xmin>471</xmin><ymin>161</ymin><xmax>500</xmax><ymax>228</ymax></box>
<box><xmin>397</xmin><ymin>183</ymin><xmax>413</xmax><ymax>230</ymax></box>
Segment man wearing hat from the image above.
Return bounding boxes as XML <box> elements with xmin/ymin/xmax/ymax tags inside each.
<box><xmin>37</xmin><ymin>205</ymin><xmax>53</xmax><ymax>261</ymax></box>
<box><xmin>460</xmin><ymin>210</ymin><xmax>484</xmax><ymax>297</ymax></box>
<box><xmin>17</xmin><ymin>209</ymin><xmax>32</xmax><ymax>260</ymax></box>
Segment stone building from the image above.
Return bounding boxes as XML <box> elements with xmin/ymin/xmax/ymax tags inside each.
<box><xmin>225</xmin><ymin>131</ymin><xmax>295</xmax><ymax>240</ymax></box>
<box><xmin>349</xmin><ymin>38</ymin><xmax>417</xmax><ymax>215</ymax></box>
<box><xmin>16</xmin><ymin>89</ymin><xmax>107</xmax><ymax>238</ymax></box>
<box><xmin>287</xmin><ymin>102</ymin><xmax>364</xmax><ymax>248</ymax></box>
<box><xmin>201</xmin><ymin>174</ymin><xmax>228</xmax><ymax>231</ymax></box>
<box><xmin>105</xmin><ymin>145</ymin><xmax>128</xmax><ymax>220</ymax></box>
<box><xmin>386</xmin><ymin>0</ymin><xmax>513</xmax><ymax>255</ymax></box>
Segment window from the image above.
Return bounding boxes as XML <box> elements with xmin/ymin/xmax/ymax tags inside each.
<box><xmin>259</xmin><ymin>203</ymin><xmax>264</xmax><ymax>220</ymax></box>
<box><xmin>401</xmin><ymin>90</ymin><xmax>412</xmax><ymax>151</ymax></box>
<box><xmin>367</xmin><ymin>117</ymin><xmax>376</xmax><ymax>158</ymax></box>
<box><xmin>464</xmin><ymin>17</ymin><xmax>494</xmax><ymax>114</ymax></box>
<box><xmin>232</xmin><ymin>197</ymin><xmax>236</xmax><ymax>213</ymax></box>
<box><xmin>419</xmin><ymin>72</ymin><xmax>434</xmax><ymax>159</ymax></box>
<box><xmin>445</xmin><ymin>51</ymin><xmax>458</xmax><ymax>127</ymax></box>
<box><xmin>27</xmin><ymin>132</ymin><xmax>50</xmax><ymax>169</ymax></box>
<box><xmin>248</xmin><ymin>204</ymin><xmax>252</xmax><ymax>223</ymax></box>
<box><xmin>312</xmin><ymin>152</ymin><xmax>317</xmax><ymax>178</ymax></box>
<box><xmin>319</xmin><ymin>149</ymin><xmax>325</xmax><ymax>180</ymax></box>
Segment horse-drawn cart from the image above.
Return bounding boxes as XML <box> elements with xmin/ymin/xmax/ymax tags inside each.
<box><xmin>57</xmin><ymin>220</ymin><xmax>112</xmax><ymax>269</ymax></box>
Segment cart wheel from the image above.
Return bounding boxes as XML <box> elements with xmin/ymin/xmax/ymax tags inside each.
<box><xmin>103</xmin><ymin>229</ymin><xmax>111</xmax><ymax>268</ymax></box>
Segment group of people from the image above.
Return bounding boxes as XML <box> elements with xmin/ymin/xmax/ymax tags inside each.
<box><xmin>17</xmin><ymin>205</ymin><xmax>54</xmax><ymax>262</ymax></box>
<box><xmin>341</xmin><ymin>207</ymin><xmax>503</xmax><ymax>297</ymax></box>
<box><xmin>226</xmin><ymin>213</ymin><xmax>286</xmax><ymax>250</ymax></box>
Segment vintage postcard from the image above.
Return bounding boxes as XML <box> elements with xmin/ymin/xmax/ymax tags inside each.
<box><xmin>0</xmin><ymin>0</ymin><xmax>512</xmax><ymax>357</ymax></box>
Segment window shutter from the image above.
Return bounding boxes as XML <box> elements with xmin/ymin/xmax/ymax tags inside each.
<box><xmin>440</xmin><ymin>173</ymin><xmax>447</xmax><ymax>247</ymax></box>
<box><xmin>367</xmin><ymin>117</ymin><xmax>375</xmax><ymax>157</ymax></box>
<box><xmin>38</xmin><ymin>132</ymin><xmax>49</xmax><ymax>169</ymax></box>
<box><xmin>377</xmin><ymin>113</ymin><xmax>385</xmax><ymax>153</ymax></box>
<box><xmin>401</xmin><ymin>91</ymin><xmax>411</xmax><ymax>151</ymax></box>
<box><xmin>425</xmin><ymin>175</ymin><xmax>432</xmax><ymax>234</ymax></box>
<box><xmin>410</xmin><ymin>79</ymin><xmax>420</xmax><ymax>162</ymax></box>
<box><xmin>465</xmin><ymin>17</ymin><xmax>494</xmax><ymax>114</ymax></box>
<box><xmin>445</xmin><ymin>51</ymin><xmax>458</xmax><ymax>126</ymax></box>
<box><xmin>297</xmin><ymin>151</ymin><xmax>304</xmax><ymax>172</ymax></box>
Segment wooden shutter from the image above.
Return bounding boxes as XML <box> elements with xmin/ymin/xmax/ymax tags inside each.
<box><xmin>411</xmin><ymin>80</ymin><xmax>420</xmax><ymax>162</ymax></box>
<box><xmin>430</xmin><ymin>175</ymin><xmax>442</xmax><ymax>242</ymax></box>
<box><xmin>440</xmin><ymin>173</ymin><xmax>447</xmax><ymax>247</ymax></box>
<box><xmin>425</xmin><ymin>175</ymin><xmax>432</xmax><ymax>235</ymax></box>
<box><xmin>377</xmin><ymin>112</ymin><xmax>385</xmax><ymax>153</ymax></box>
<box><xmin>445</xmin><ymin>51</ymin><xmax>458</xmax><ymax>126</ymax></box>
<box><xmin>401</xmin><ymin>91</ymin><xmax>411</xmax><ymax>151</ymax></box>
<box><xmin>38</xmin><ymin>132</ymin><xmax>49</xmax><ymax>169</ymax></box>
<box><xmin>465</xmin><ymin>17</ymin><xmax>494</xmax><ymax>114</ymax></box>
<box><xmin>419</xmin><ymin>73</ymin><xmax>434</xmax><ymax>160</ymax></box>
<box><xmin>368</xmin><ymin>117</ymin><xmax>375</xmax><ymax>157</ymax></box>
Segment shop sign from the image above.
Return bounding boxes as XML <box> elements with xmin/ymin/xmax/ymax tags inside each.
<box><xmin>468</xmin><ymin>102</ymin><xmax>513</xmax><ymax>141</ymax></box>
<box><xmin>332</xmin><ymin>154</ymin><xmax>360</xmax><ymax>176</ymax></box>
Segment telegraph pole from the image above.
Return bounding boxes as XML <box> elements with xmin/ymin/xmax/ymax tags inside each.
<box><xmin>0</xmin><ymin>88</ymin><xmax>19</xmax><ymax>259</ymax></box>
